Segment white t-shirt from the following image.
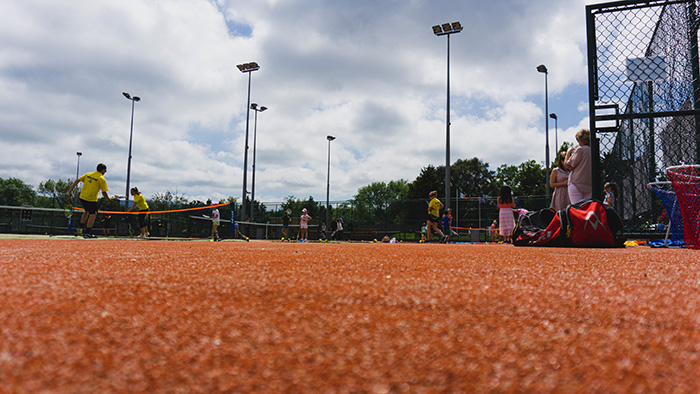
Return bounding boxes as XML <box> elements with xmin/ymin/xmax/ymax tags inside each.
<box><xmin>300</xmin><ymin>214</ymin><xmax>311</xmax><ymax>228</ymax></box>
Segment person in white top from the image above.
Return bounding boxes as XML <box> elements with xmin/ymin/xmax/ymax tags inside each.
<box><xmin>603</xmin><ymin>182</ymin><xmax>619</xmax><ymax>208</ymax></box>
<box><xmin>211</xmin><ymin>206</ymin><xmax>220</xmax><ymax>241</ymax></box>
<box><xmin>299</xmin><ymin>208</ymin><xmax>312</xmax><ymax>242</ymax></box>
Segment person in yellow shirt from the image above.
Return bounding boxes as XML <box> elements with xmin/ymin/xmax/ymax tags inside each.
<box><xmin>68</xmin><ymin>163</ymin><xmax>111</xmax><ymax>238</ymax></box>
<box><xmin>426</xmin><ymin>190</ymin><xmax>445</xmax><ymax>242</ymax></box>
<box><xmin>127</xmin><ymin>187</ymin><xmax>150</xmax><ymax>238</ymax></box>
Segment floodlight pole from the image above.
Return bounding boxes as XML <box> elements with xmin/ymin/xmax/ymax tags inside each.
<box><xmin>250</xmin><ymin>103</ymin><xmax>267</xmax><ymax>221</ymax></box>
<box><xmin>122</xmin><ymin>92</ymin><xmax>141</xmax><ymax>211</ymax></box>
<box><xmin>537</xmin><ymin>65</ymin><xmax>551</xmax><ymax>206</ymax></box>
<box><xmin>74</xmin><ymin>152</ymin><xmax>82</xmax><ymax>206</ymax></box>
<box><xmin>237</xmin><ymin>62</ymin><xmax>259</xmax><ymax>221</ymax></box>
<box><xmin>326</xmin><ymin>135</ymin><xmax>336</xmax><ymax>232</ymax></box>
<box><xmin>433</xmin><ymin>22</ymin><xmax>463</xmax><ymax>211</ymax></box>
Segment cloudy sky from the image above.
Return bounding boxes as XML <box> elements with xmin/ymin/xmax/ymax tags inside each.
<box><xmin>0</xmin><ymin>0</ymin><xmax>595</xmax><ymax>204</ymax></box>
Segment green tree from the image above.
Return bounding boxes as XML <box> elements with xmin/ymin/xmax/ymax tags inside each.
<box><xmin>353</xmin><ymin>180</ymin><xmax>409</xmax><ymax>228</ymax></box>
<box><xmin>354</xmin><ymin>180</ymin><xmax>409</xmax><ymax>208</ymax></box>
<box><xmin>0</xmin><ymin>177</ymin><xmax>37</xmax><ymax>206</ymax></box>
<box><xmin>407</xmin><ymin>165</ymin><xmax>444</xmax><ymax>199</ymax></box>
<box><xmin>451</xmin><ymin>157</ymin><xmax>497</xmax><ymax>197</ymax></box>
<box><xmin>494</xmin><ymin>164</ymin><xmax>518</xmax><ymax>190</ymax></box>
<box><xmin>408</xmin><ymin>159</ymin><xmax>497</xmax><ymax>200</ymax></box>
<box><xmin>280</xmin><ymin>195</ymin><xmax>320</xmax><ymax>218</ymax></box>
<box><xmin>37</xmin><ymin>179</ymin><xmax>73</xmax><ymax>208</ymax></box>
<box><xmin>149</xmin><ymin>191</ymin><xmax>190</xmax><ymax>211</ymax></box>
<box><xmin>494</xmin><ymin>160</ymin><xmax>546</xmax><ymax>197</ymax></box>
<box><xmin>237</xmin><ymin>197</ymin><xmax>268</xmax><ymax>222</ymax></box>
<box><xmin>516</xmin><ymin>160</ymin><xmax>547</xmax><ymax>196</ymax></box>
<box><xmin>557</xmin><ymin>141</ymin><xmax>574</xmax><ymax>156</ymax></box>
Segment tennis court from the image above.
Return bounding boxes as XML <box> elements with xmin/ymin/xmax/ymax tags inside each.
<box><xmin>1</xmin><ymin>237</ymin><xmax>698</xmax><ymax>392</ymax></box>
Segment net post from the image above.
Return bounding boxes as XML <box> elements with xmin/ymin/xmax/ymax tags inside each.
<box><xmin>230</xmin><ymin>202</ymin><xmax>235</xmax><ymax>235</ymax></box>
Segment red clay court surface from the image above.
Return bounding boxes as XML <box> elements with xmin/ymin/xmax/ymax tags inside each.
<box><xmin>1</xmin><ymin>237</ymin><xmax>699</xmax><ymax>393</ymax></box>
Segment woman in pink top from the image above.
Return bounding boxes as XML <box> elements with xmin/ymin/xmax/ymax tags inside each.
<box><xmin>565</xmin><ymin>129</ymin><xmax>592</xmax><ymax>204</ymax></box>
<box><xmin>550</xmin><ymin>152</ymin><xmax>571</xmax><ymax>211</ymax></box>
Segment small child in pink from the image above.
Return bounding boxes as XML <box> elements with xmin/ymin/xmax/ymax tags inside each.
<box><xmin>299</xmin><ymin>208</ymin><xmax>312</xmax><ymax>242</ymax></box>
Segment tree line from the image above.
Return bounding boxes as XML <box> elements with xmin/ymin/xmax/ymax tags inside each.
<box><xmin>1</xmin><ymin>155</ymin><xmax>559</xmax><ymax>230</ymax></box>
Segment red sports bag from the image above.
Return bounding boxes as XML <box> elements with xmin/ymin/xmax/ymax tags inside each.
<box><xmin>560</xmin><ymin>199</ymin><xmax>624</xmax><ymax>247</ymax></box>
<box><xmin>514</xmin><ymin>199</ymin><xmax>625</xmax><ymax>247</ymax></box>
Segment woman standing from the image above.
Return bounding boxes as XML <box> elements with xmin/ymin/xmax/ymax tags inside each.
<box><xmin>550</xmin><ymin>152</ymin><xmax>571</xmax><ymax>211</ymax></box>
<box><xmin>127</xmin><ymin>187</ymin><xmax>150</xmax><ymax>237</ymax></box>
<box><xmin>565</xmin><ymin>129</ymin><xmax>592</xmax><ymax>204</ymax></box>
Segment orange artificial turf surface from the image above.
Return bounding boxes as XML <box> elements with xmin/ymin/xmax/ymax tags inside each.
<box><xmin>1</xmin><ymin>238</ymin><xmax>699</xmax><ymax>393</ymax></box>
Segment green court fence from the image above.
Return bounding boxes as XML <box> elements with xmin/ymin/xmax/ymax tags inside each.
<box><xmin>3</xmin><ymin>193</ymin><xmax>672</xmax><ymax>240</ymax></box>
<box><xmin>0</xmin><ymin>204</ymin><xmax>233</xmax><ymax>239</ymax></box>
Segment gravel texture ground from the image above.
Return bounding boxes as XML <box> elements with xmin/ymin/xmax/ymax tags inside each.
<box><xmin>1</xmin><ymin>238</ymin><xmax>699</xmax><ymax>393</ymax></box>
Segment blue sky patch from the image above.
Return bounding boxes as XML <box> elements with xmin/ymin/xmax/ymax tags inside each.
<box><xmin>225</xmin><ymin>19</ymin><xmax>252</xmax><ymax>38</ymax></box>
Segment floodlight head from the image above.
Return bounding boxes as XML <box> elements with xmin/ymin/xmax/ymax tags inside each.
<box><xmin>251</xmin><ymin>103</ymin><xmax>258</xmax><ymax>110</ymax></box>
<box><xmin>133</xmin><ymin>96</ymin><xmax>140</xmax><ymax>102</ymax></box>
<box><xmin>549</xmin><ymin>113</ymin><xmax>557</xmax><ymax>119</ymax></box>
<box><xmin>77</xmin><ymin>152</ymin><xmax>82</xmax><ymax>156</ymax></box>
<box><xmin>237</xmin><ymin>62</ymin><xmax>260</xmax><ymax>73</ymax></box>
<box><xmin>122</xmin><ymin>92</ymin><xmax>131</xmax><ymax>99</ymax></box>
<box><xmin>260</xmin><ymin>106</ymin><xmax>268</xmax><ymax>112</ymax></box>
<box><xmin>537</xmin><ymin>64</ymin><xmax>548</xmax><ymax>73</ymax></box>
<box><xmin>327</xmin><ymin>135</ymin><xmax>336</xmax><ymax>141</ymax></box>
<box><xmin>433</xmin><ymin>21</ymin><xmax>462</xmax><ymax>36</ymax></box>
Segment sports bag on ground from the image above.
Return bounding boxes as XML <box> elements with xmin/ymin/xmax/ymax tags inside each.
<box><xmin>513</xmin><ymin>199</ymin><xmax>625</xmax><ymax>247</ymax></box>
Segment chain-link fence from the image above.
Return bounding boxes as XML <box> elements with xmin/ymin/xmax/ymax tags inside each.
<box><xmin>0</xmin><ymin>204</ymin><xmax>235</xmax><ymax>238</ymax></box>
<box><xmin>588</xmin><ymin>0</ymin><xmax>700</xmax><ymax>231</ymax></box>
<box><xmin>1</xmin><ymin>195</ymin><xmax>549</xmax><ymax>242</ymax></box>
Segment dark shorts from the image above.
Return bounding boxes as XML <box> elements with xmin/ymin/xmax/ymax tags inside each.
<box><xmin>428</xmin><ymin>214</ymin><xmax>439</xmax><ymax>223</ymax></box>
<box><xmin>80</xmin><ymin>199</ymin><xmax>99</xmax><ymax>214</ymax></box>
<box><xmin>138</xmin><ymin>209</ymin><xmax>149</xmax><ymax>227</ymax></box>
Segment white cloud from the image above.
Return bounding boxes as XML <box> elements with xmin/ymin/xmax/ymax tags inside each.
<box><xmin>0</xmin><ymin>0</ymin><xmax>592</xmax><ymax>204</ymax></box>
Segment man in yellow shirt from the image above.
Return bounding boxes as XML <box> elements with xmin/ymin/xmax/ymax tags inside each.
<box><xmin>68</xmin><ymin>163</ymin><xmax>111</xmax><ymax>238</ymax></box>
